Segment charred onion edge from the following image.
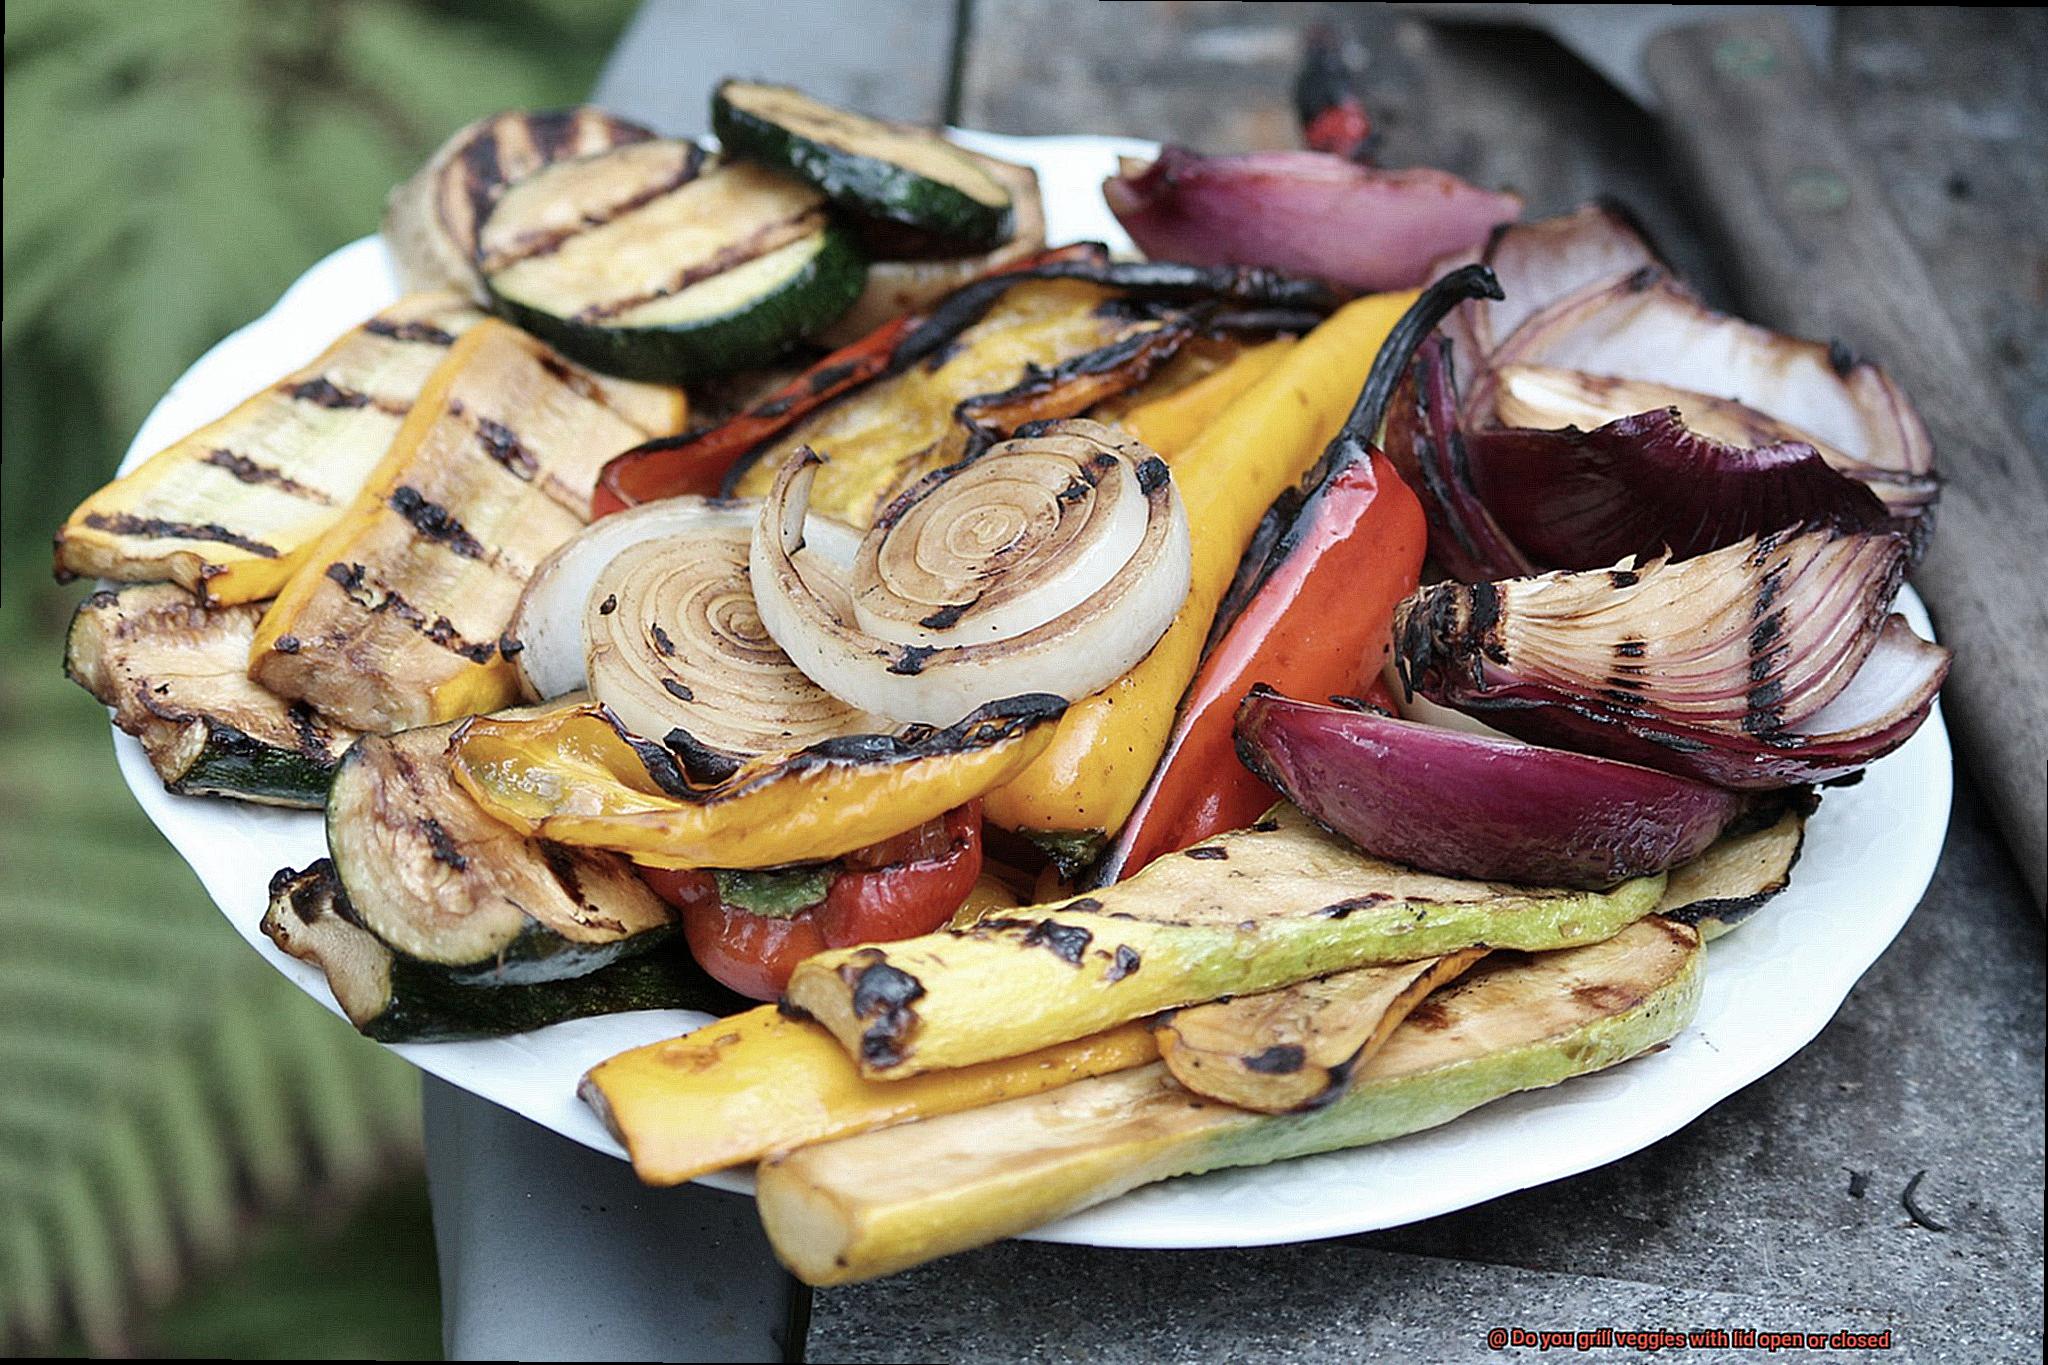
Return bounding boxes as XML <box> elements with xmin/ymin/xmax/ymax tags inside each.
<box><xmin>752</xmin><ymin>422</ymin><xmax>1191</xmax><ymax>725</ymax></box>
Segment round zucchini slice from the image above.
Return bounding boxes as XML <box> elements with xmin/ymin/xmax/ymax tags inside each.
<box><xmin>713</xmin><ymin>79</ymin><xmax>1013</xmax><ymax>249</ymax></box>
<box><xmin>483</xmin><ymin>152</ymin><xmax>868</xmax><ymax>382</ymax></box>
<box><xmin>325</xmin><ymin>722</ymin><xmax>675</xmax><ymax>986</ymax></box>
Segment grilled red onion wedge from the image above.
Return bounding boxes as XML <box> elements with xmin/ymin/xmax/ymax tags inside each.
<box><xmin>1104</xmin><ymin>146</ymin><xmax>1519</xmax><ymax>294</ymax></box>
<box><xmin>1394</xmin><ymin>530</ymin><xmax>1950</xmax><ymax>787</ymax></box>
<box><xmin>1236</xmin><ymin>690</ymin><xmax>1748</xmax><ymax>889</ymax></box>
<box><xmin>1410</xmin><ymin>208</ymin><xmax>1938</xmax><ymax>566</ymax></box>
<box><xmin>753</xmin><ymin>420</ymin><xmax>1191</xmax><ymax>726</ymax></box>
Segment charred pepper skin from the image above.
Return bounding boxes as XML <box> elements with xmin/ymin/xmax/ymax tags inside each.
<box><xmin>1099</xmin><ymin>268</ymin><xmax>1502</xmax><ymax>882</ymax></box>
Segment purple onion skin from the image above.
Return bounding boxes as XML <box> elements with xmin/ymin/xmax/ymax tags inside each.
<box><xmin>1380</xmin><ymin>336</ymin><xmax>1534</xmax><ymax>581</ymax></box>
<box><xmin>1235</xmin><ymin>691</ymin><xmax>1747</xmax><ymax>890</ymax></box>
<box><xmin>1104</xmin><ymin>147</ymin><xmax>1521</xmax><ymax>295</ymax></box>
<box><xmin>1422</xmin><ymin>677</ymin><xmax>1939</xmax><ymax>789</ymax></box>
<box><xmin>1467</xmin><ymin>410</ymin><xmax>1895</xmax><ymax>570</ymax></box>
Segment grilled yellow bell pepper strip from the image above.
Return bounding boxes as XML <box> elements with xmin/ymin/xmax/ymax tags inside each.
<box><xmin>581</xmin><ymin>1006</ymin><xmax>1155</xmax><ymax>1186</ymax></box>
<box><xmin>448</xmin><ymin>697</ymin><xmax>1063</xmax><ymax>870</ymax></box>
<box><xmin>982</xmin><ymin>290</ymin><xmax>1420</xmax><ymax>841</ymax></box>
<box><xmin>1117</xmin><ymin>336</ymin><xmax>1294</xmax><ymax>457</ymax></box>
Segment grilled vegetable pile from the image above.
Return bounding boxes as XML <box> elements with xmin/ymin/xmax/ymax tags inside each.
<box><xmin>60</xmin><ymin>60</ymin><xmax>1953</xmax><ymax>1291</ymax></box>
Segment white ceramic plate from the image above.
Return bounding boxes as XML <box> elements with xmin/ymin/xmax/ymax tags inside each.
<box><xmin>108</xmin><ymin>132</ymin><xmax>1950</xmax><ymax>1250</ymax></box>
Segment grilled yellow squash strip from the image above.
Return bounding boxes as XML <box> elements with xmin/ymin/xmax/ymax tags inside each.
<box><xmin>581</xmin><ymin>1007</ymin><xmax>1156</xmax><ymax>1186</ymax></box>
<box><xmin>250</xmin><ymin>320</ymin><xmax>685</xmax><ymax>732</ymax></box>
<box><xmin>55</xmin><ymin>292</ymin><xmax>485</xmax><ymax>605</ymax></box>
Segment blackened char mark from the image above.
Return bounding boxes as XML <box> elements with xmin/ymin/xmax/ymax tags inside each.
<box><xmin>474</xmin><ymin>416</ymin><xmax>540</xmax><ymax>481</ymax></box>
<box><xmin>203</xmin><ymin>449</ymin><xmax>334</xmax><ymax>502</ymax></box>
<box><xmin>1183</xmin><ymin>846</ymin><xmax>1228</xmax><ymax>861</ymax></box>
<box><xmin>283</xmin><ymin>376</ymin><xmax>374</xmax><ymax>410</ymax></box>
<box><xmin>1243</xmin><ymin>1044</ymin><xmax>1306</xmax><ymax>1075</ymax></box>
<box><xmin>1103</xmin><ymin>944</ymin><xmax>1141</xmax><ymax>983</ymax></box>
<box><xmin>845</xmin><ymin>953</ymin><xmax>927</xmax><ymax>1069</ymax></box>
<box><xmin>418</xmin><ymin>816</ymin><xmax>470</xmax><ymax>870</ymax></box>
<box><xmin>365</xmin><ymin>317</ymin><xmax>459</xmax><ymax>346</ymax></box>
<box><xmin>83</xmin><ymin>512</ymin><xmax>279</xmax><ymax>557</ymax></box>
<box><xmin>918</xmin><ymin>601</ymin><xmax>971</xmax><ymax>631</ymax></box>
<box><xmin>888</xmin><ymin>644</ymin><xmax>937</xmax><ymax>676</ymax></box>
<box><xmin>389</xmin><ymin>486</ymin><xmax>485</xmax><ymax>558</ymax></box>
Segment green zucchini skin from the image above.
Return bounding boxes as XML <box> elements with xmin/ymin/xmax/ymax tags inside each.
<box><xmin>713</xmin><ymin>81</ymin><xmax>1012</xmax><ymax>248</ymax></box>
<box><xmin>264</xmin><ymin>862</ymin><xmax>743</xmax><ymax>1043</ymax></box>
<box><xmin>64</xmin><ymin>584</ymin><xmax>351</xmax><ymax>808</ymax></box>
<box><xmin>172</xmin><ymin>719</ymin><xmax>338</xmax><ymax>805</ymax></box>
<box><xmin>325</xmin><ymin>724</ymin><xmax>677</xmax><ymax>986</ymax></box>
<box><xmin>488</xmin><ymin>223</ymin><xmax>866</xmax><ymax>382</ymax></box>
<box><xmin>370</xmin><ymin>946</ymin><xmax>742</xmax><ymax>1043</ymax></box>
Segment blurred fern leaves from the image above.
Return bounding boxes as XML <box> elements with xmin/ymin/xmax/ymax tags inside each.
<box><xmin>1</xmin><ymin>0</ymin><xmax>632</xmax><ymax>1352</ymax></box>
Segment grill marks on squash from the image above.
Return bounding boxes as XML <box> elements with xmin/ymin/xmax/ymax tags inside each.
<box><xmin>249</xmin><ymin>321</ymin><xmax>682</xmax><ymax>730</ymax></box>
<box><xmin>54</xmin><ymin>291</ymin><xmax>483</xmax><ymax>602</ymax></box>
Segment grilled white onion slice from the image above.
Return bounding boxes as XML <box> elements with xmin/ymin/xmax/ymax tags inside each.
<box><xmin>508</xmin><ymin>497</ymin><xmax>870</xmax><ymax>768</ymax></box>
<box><xmin>753</xmin><ymin>419</ymin><xmax>1191</xmax><ymax>726</ymax></box>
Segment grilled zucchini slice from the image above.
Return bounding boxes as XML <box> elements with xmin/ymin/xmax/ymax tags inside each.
<box><xmin>264</xmin><ymin>862</ymin><xmax>738</xmax><ymax>1042</ymax></box>
<box><xmin>383</xmin><ymin>106</ymin><xmax>657</xmax><ymax>302</ymax></box>
<box><xmin>481</xmin><ymin>147</ymin><xmax>867</xmax><ymax>381</ymax></box>
<box><xmin>325</xmin><ymin>720</ymin><xmax>675</xmax><ymax>986</ymax></box>
<box><xmin>713</xmin><ymin>80</ymin><xmax>1012</xmax><ymax>248</ymax></box>
<box><xmin>818</xmin><ymin>152</ymin><xmax>1047</xmax><ymax>347</ymax></box>
<box><xmin>250</xmin><ymin>320</ymin><xmax>685</xmax><ymax>732</ymax></box>
<box><xmin>66</xmin><ymin>584</ymin><xmax>351</xmax><ymax>806</ymax></box>
<box><xmin>55</xmin><ymin>292</ymin><xmax>484</xmax><ymax>605</ymax></box>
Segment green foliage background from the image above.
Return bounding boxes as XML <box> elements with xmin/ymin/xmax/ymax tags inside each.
<box><xmin>2</xmin><ymin>1</ymin><xmax>635</xmax><ymax>1354</ymax></box>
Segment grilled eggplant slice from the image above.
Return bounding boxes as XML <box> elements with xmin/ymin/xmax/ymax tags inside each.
<box><xmin>725</xmin><ymin>278</ymin><xmax>1199</xmax><ymax>526</ymax></box>
<box><xmin>482</xmin><ymin>146</ymin><xmax>867</xmax><ymax>381</ymax></box>
<box><xmin>783</xmin><ymin>804</ymin><xmax>1666</xmax><ymax>1079</ymax></box>
<box><xmin>1658</xmin><ymin>799</ymin><xmax>1813</xmax><ymax>940</ymax></box>
<box><xmin>760</xmin><ymin>917</ymin><xmax>1702</xmax><ymax>1284</ymax></box>
<box><xmin>55</xmin><ymin>292</ymin><xmax>484</xmax><ymax>605</ymax></box>
<box><xmin>713</xmin><ymin>80</ymin><xmax>1012</xmax><ymax>248</ymax></box>
<box><xmin>383</xmin><ymin>106</ymin><xmax>657</xmax><ymax>302</ymax></box>
<box><xmin>263</xmin><ymin>862</ymin><xmax>736</xmax><ymax>1042</ymax></box>
<box><xmin>324</xmin><ymin>720</ymin><xmax>675</xmax><ymax>986</ymax></box>
<box><xmin>65</xmin><ymin>584</ymin><xmax>351</xmax><ymax>806</ymax></box>
<box><xmin>581</xmin><ymin>1007</ymin><xmax>1156</xmax><ymax>1186</ymax></box>
<box><xmin>250</xmin><ymin>320</ymin><xmax>685</xmax><ymax>732</ymax></box>
<box><xmin>1154</xmin><ymin>947</ymin><xmax>1489</xmax><ymax>1114</ymax></box>
<box><xmin>818</xmin><ymin>153</ymin><xmax>1047</xmax><ymax>346</ymax></box>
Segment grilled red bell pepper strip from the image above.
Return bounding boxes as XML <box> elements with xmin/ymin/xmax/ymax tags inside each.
<box><xmin>1097</xmin><ymin>266</ymin><xmax>1503</xmax><ymax>883</ymax></box>
<box><xmin>644</xmin><ymin>802</ymin><xmax>985</xmax><ymax>1000</ymax></box>
<box><xmin>594</xmin><ymin>315</ymin><xmax>915</xmax><ymax>515</ymax></box>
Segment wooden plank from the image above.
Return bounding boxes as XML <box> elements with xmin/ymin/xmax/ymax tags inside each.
<box><xmin>592</xmin><ymin>0</ymin><xmax>960</xmax><ymax>135</ymax></box>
